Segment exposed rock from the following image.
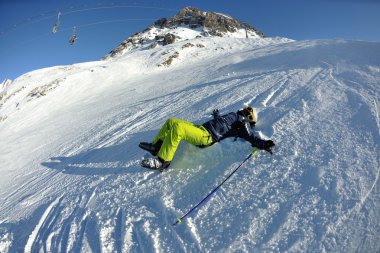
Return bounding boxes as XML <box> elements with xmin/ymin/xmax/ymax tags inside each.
<box><xmin>160</xmin><ymin>52</ymin><xmax>179</xmax><ymax>67</ymax></box>
<box><xmin>0</xmin><ymin>115</ymin><xmax>7</xmax><ymax>122</ymax></box>
<box><xmin>182</xmin><ymin>43</ymin><xmax>195</xmax><ymax>49</ymax></box>
<box><xmin>103</xmin><ymin>6</ymin><xmax>264</xmax><ymax>59</ymax></box>
<box><xmin>150</xmin><ymin>42</ymin><xmax>158</xmax><ymax>49</ymax></box>
<box><xmin>163</xmin><ymin>33</ymin><xmax>176</xmax><ymax>45</ymax></box>
<box><xmin>157</xmin><ymin>6</ymin><xmax>264</xmax><ymax>37</ymax></box>
<box><xmin>27</xmin><ymin>79</ymin><xmax>63</xmax><ymax>100</ymax></box>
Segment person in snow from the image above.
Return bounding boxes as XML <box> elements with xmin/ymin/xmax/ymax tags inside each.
<box><xmin>139</xmin><ymin>107</ymin><xmax>275</xmax><ymax>171</ymax></box>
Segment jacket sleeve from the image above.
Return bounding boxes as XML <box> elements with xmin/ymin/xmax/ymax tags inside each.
<box><xmin>237</xmin><ymin>121</ymin><xmax>263</xmax><ymax>146</ymax></box>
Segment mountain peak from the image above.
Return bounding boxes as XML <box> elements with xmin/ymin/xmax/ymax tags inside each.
<box><xmin>162</xmin><ymin>6</ymin><xmax>264</xmax><ymax>37</ymax></box>
<box><xmin>103</xmin><ymin>6</ymin><xmax>264</xmax><ymax>59</ymax></box>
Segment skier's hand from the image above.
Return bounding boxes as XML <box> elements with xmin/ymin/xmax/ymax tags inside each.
<box><xmin>253</xmin><ymin>139</ymin><xmax>275</xmax><ymax>154</ymax></box>
<box><xmin>212</xmin><ymin>109</ymin><xmax>220</xmax><ymax>118</ymax></box>
<box><xmin>263</xmin><ymin>140</ymin><xmax>275</xmax><ymax>154</ymax></box>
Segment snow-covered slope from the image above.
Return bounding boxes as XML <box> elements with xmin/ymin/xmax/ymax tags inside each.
<box><xmin>1</xmin><ymin>35</ymin><xmax>379</xmax><ymax>252</ymax></box>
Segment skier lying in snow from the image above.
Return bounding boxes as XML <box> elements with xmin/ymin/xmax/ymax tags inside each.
<box><xmin>139</xmin><ymin>107</ymin><xmax>275</xmax><ymax>171</ymax></box>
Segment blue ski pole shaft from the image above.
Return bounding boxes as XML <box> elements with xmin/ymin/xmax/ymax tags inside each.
<box><xmin>173</xmin><ymin>148</ymin><xmax>259</xmax><ymax>226</ymax></box>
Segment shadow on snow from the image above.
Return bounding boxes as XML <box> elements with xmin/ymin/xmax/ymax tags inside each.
<box><xmin>41</xmin><ymin>130</ymin><xmax>158</xmax><ymax>175</ymax></box>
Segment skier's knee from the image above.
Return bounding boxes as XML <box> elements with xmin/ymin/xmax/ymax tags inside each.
<box><xmin>165</xmin><ymin>118</ymin><xmax>177</xmax><ymax>126</ymax></box>
<box><xmin>169</xmin><ymin>123</ymin><xmax>186</xmax><ymax>141</ymax></box>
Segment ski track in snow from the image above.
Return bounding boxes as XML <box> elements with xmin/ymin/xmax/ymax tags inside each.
<box><xmin>1</xmin><ymin>37</ymin><xmax>380</xmax><ymax>252</ymax></box>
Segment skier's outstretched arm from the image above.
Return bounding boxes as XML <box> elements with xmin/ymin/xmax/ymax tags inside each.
<box><xmin>239</xmin><ymin>122</ymin><xmax>275</xmax><ymax>154</ymax></box>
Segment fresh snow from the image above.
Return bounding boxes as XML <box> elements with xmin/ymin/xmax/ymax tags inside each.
<box><xmin>0</xmin><ymin>35</ymin><xmax>379</xmax><ymax>252</ymax></box>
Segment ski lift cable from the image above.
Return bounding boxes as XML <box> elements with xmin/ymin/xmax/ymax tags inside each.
<box><xmin>2</xmin><ymin>17</ymin><xmax>158</xmax><ymax>51</ymax></box>
<box><xmin>52</xmin><ymin>18</ymin><xmax>156</xmax><ymax>34</ymax></box>
<box><xmin>1</xmin><ymin>4</ymin><xmax>176</xmax><ymax>37</ymax></box>
<box><xmin>62</xmin><ymin>5</ymin><xmax>177</xmax><ymax>15</ymax></box>
<box><xmin>1</xmin><ymin>13</ymin><xmax>57</xmax><ymax>36</ymax></box>
<box><xmin>75</xmin><ymin>18</ymin><xmax>157</xmax><ymax>29</ymax></box>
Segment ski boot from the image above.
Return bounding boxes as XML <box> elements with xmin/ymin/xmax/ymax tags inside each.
<box><xmin>141</xmin><ymin>157</ymin><xmax>170</xmax><ymax>172</ymax></box>
<box><xmin>138</xmin><ymin>140</ymin><xmax>162</xmax><ymax>156</ymax></box>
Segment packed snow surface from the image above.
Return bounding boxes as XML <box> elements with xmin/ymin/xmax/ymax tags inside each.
<box><xmin>0</xmin><ymin>36</ymin><xmax>379</xmax><ymax>252</ymax></box>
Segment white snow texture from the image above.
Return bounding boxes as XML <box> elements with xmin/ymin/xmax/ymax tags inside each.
<box><xmin>0</xmin><ymin>27</ymin><xmax>380</xmax><ymax>252</ymax></box>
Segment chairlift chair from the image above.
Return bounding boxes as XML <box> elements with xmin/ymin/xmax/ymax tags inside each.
<box><xmin>69</xmin><ymin>26</ymin><xmax>77</xmax><ymax>45</ymax></box>
<box><xmin>52</xmin><ymin>11</ymin><xmax>61</xmax><ymax>34</ymax></box>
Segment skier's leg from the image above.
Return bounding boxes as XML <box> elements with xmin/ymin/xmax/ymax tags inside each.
<box><xmin>157</xmin><ymin>119</ymin><xmax>212</xmax><ymax>162</ymax></box>
<box><xmin>152</xmin><ymin>118</ymin><xmax>193</xmax><ymax>144</ymax></box>
<box><xmin>152</xmin><ymin>118</ymin><xmax>176</xmax><ymax>144</ymax></box>
<box><xmin>139</xmin><ymin>118</ymin><xmax>190</xmax><ymax>157</ymax></box>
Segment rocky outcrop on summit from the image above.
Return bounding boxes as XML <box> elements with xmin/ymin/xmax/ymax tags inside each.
<box><xmin>155</xmin><ymin>7</ymin><xmax>264</xmax><ymax>37</ymax></box>
<box><xmin>103</xmin><ymin>7</ymin><xmax>264</xmax><ymax>59</ymax></box>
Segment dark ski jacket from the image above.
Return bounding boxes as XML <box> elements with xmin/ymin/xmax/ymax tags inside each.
<box><xmin>202</xmin><ymin>111</ymin><xmax>259</xmax><ymax>145</ymax></box>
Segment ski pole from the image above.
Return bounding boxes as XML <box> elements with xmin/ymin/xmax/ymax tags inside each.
<box><xmin>173</xmin><ymin>148</ymin><xmax>259</xmax><ymax>226</ymax></box>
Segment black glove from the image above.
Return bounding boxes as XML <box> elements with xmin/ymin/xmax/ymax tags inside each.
<box><xmin>262</xmin><ymin>140</ymin><xmax>275</xmax><ymax>154</ymax></box>
<box><xmin>212</xmin><ymin>109</ymin><xmax>220</xmax><ymax>118</ymax></box>
<box><xmin>253</xmin><ymin>139</ymin><xmax>275</xmax><ymax>154</ymax></box>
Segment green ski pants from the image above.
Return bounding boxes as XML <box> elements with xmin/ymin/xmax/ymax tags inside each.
<box><xmin>152</xmin><ymin>118</ymin><xmax>214</xmax><ymax>162</ymax></box>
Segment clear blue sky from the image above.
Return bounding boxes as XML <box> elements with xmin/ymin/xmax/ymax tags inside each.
<box><xmin>1</xmin><ymin>0</ymin><xmax>379</xmax><ymax>81</ymax></box>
